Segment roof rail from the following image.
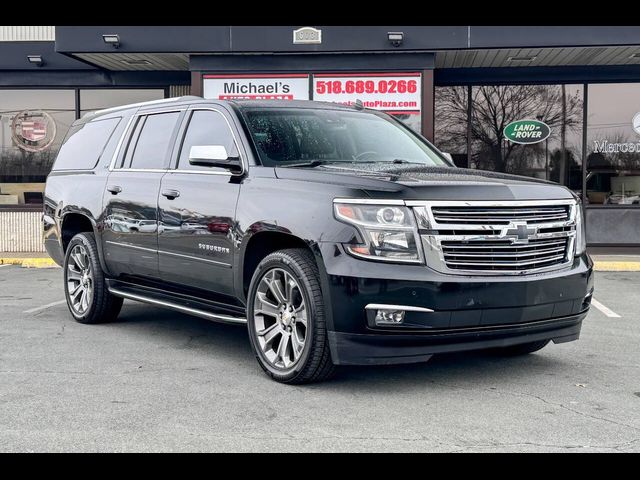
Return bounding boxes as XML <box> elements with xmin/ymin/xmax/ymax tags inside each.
<box><xmin>81</xmin><ymin>95</ymin><xmax>202</xmax><ymax>120</ymax></box>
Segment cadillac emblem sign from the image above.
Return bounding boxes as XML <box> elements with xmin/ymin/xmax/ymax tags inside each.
<box><xmin>11</xmin><ymin>110</ymin><xmax>57</xmax><ymax>152</ymax></box>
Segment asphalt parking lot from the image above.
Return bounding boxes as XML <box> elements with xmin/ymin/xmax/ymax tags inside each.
<box><xmin>0</xmin><ymin>264</ymin><xmax>639</xmax><ymax>452</ymax></box>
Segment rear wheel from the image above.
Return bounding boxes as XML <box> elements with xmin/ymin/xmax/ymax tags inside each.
<box><xmin>64</xmin><ymin>232</ymin><xmax>123</xmax><ymax>324</ymax></box>
<box><xmin>489</xmin><ymin>340</ymin><xmax>550</xmax><ymax>356</ymax></box>
<box><xmin>247</xmin><ymin>248</ymin><xmax>336</xmax><ymax>384</ymax></box>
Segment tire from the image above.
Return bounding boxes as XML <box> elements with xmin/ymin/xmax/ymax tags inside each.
<box><xmin>63</xmin><ymin>232</ymin><xmax>123</xmax><ymax>324</ymax></box>
<box><xmin>247</xmin><ymin>248</ymin><xmax>336</xmax><ymax>384</ymax></box>
<box><xmin>488</xmin><ymin>339</ymin><xmax>550</xmax><ymax>356</ymax></box>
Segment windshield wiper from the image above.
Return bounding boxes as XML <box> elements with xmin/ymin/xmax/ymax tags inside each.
<box><xmin>280</xmin><ymin>159</ymin><xmax>424</xmax><ymax>168</ymax></box>
<box><xmin>280</xmin><ymin>160</ymin><xmax>377</xmax><ymax>168</ymax></box>
<box><xmin>390</xmin><ymin>159</ymin><xmax>423</xmax><ymax>165</ymax></box>
<box><xmin>280</xmin><ymin>160</ymin><xmax>326</xmax><ymax>168</ymax></box>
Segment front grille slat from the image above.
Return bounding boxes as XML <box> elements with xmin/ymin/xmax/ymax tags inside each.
<box><xmin>419</xmin><ymin>202</ymin><xmax>576</xmax><ymax>275</ymax></box>
<box><xmin>433</xmin><ymin>208</ymin><xmax>567</xmax><ymax>215</ymax></box>
<box><xmin>434</xmin><ymin>214</ymin><xmax>568</xmax><ymax>224</ymax></box>
<box><xmin>445</xmin><ymin>254</ymin><xmax>566</xmax><ymax>268</ymax></box>
<box><xmin>432</xmin><ymin>205</ymin><xmax>571</xmax><ymax>226</ymax></box>
<box><xmin>443</xmin><ymin>246</ymin><xmax>566</xmax><ymax>259</ymax></box>
<box><xmin>441</xmin><ymin>239</ymin><xmax>566</xmax><ymax>250</ymax></box>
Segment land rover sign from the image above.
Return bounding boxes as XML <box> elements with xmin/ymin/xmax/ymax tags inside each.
<box><xmin>503</xmin><ymin>119</ymin><xmax>551</xmax><ymax>145</ymax></box>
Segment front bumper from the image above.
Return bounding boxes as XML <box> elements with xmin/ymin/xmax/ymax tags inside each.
<box><xmin>329</xmin><ymin>311</ymin><xmax>585</xmax><ymax>365</ymax></box>
<box><xmin>318</xmin><ymin>244</ymin><xmax>593</xmax><ymax>365</ymax></box>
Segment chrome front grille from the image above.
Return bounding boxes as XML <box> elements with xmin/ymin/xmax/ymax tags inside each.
<box><xmin>431</xmin><ymin>205</ymin><xmax>570</xmax><ymax>225</ymax></box>
<box><xmin>409</xmin><ymin>200</ymin><xmax>578</xmax><ymax>276</ymax></box>
<box><xmin>441</xmin><ymin>238</ymin><xmax>569</xmax><ymax>271</ymax></box>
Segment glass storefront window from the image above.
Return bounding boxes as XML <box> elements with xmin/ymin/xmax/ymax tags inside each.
<box><xmin>0</xmin><ymin>89</ymin><xmax>75</xmax><ymax>205</ymax></box>
<box><xmin>434</xmin><ymin>86</ymin><xmax>468</xmax><ymax>167</ymax></box>
<box><xmin>586</xmin><ymin>83</ymin><xmax>640</xmax><ymax>206</ymax></box>
<box><xmin>469</xmin><ymin>85</ymin><xmax>584</xmax><ymax>194</ymax></box>
<box><xmin>80</xmin><ymin>89</ymin><xmax>165</xmax><ymax>116</ymax></box>
<box><xmin>387</xmin><ymin>112</ymin><xmax>421</xmax><ymax>133</ymax></box>
<box><xmin>435</xmin><ymin>84</ymin><xmax>585</xmax><ymax>195</ymax></box>
<box><xmin>0</xmin><ymin>88</ymin><xmax>167</xmax><ymax>206</ymax></box>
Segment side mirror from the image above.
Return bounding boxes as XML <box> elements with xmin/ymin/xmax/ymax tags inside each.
<box><xmin>441</xmin><ymin>151</ymin><xmax>454</xmax><ymax>163</ymax></box>
<box><xmin>189</xmin><ymin>145</ymin><xmax>241</xmax><ymax>170</ymax></box>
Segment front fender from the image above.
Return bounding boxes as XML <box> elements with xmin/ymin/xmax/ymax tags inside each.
<box><xmin>233</xmin><ymin>174</ymin><xmax>366</xmax><ymax>329</ymax></box>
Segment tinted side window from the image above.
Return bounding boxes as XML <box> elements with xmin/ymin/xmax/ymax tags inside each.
<box><xmin>128</xmin><ymin>111</ymin><xmax>181</xmax><ymax>169</ymax></box>
<box><xmin>52</xmin><ymin>117</ymin><xmax>121</xmax><ymax>170</ymax></box>
<box><xmin>120</xmin><ymin>116</ymin><xmax>144</xmax><ymax>169</ymax></box>
<box><xmin>178</xmin><ymin>110</ymin><xmax>239</xmax><ymax>170</ymax></box>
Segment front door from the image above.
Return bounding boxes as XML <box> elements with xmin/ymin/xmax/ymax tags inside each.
<box><xmin>158</xmin><ymin>108</ymin><xmax>242</xmax><ymax>296</ymax></box>
<box><xmin>102</xmin><ymin>109</ymin><xmax>183</xmax><ymax>279</ymax></box>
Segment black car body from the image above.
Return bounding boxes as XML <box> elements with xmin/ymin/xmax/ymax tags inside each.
<box><xmin>43</xmin><ymin>97</ymin><xmax>593</xmax><ymax>383</ymax></box>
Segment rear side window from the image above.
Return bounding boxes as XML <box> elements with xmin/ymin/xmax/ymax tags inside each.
<box><xmin>125</xmin><ymin>111</ymin><xmax>181</xmax><ymax>170</ymax></box>
<box><xmin>52</xmin><ymin>117</ymin><xmax>121</xmax><ymax>170</ymax></box>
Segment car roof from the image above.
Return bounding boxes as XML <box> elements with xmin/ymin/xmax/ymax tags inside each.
<box><xmin>79</xmin><ymin>96</ymin><xmax>372</xmax><ymax>126</ymax></box>
<box><xmin>79</xmin><ymin>96</ymin><xmax>202</xmax><ymax>122</ymax></box>
<box><xmin>226</xmin><ymin>99</ymin><xmax>357</xmax><ymax>111</ymax></box>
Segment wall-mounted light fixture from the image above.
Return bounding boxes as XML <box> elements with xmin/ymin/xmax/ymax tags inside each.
<box><xmin>27</xmin><ymin>55</ymin><xmax>44</xmax><ymax>67</ymax></box>
<box><xmin>387</xmin><ymin>32</ymin><xmax>404</xmax><ymax>48</ymax></box>
<box><xmin>102</xmin><ymin>34</ymin><xmax>120</xmax><ymax>49</ymax></box>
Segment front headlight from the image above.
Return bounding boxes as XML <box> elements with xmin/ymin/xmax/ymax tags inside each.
<box><xmin>575</xmin><ymin>201</ymin><xmax>586</xmax><ymax>256</ymax></box>
<box><xmin>334</xmin><ymin>202</ymin><xmax>423</xmax><ymax>263</ymax></box>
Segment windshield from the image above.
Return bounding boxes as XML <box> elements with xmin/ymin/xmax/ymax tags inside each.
<box><xmin>240</xmin><ymin>108</ymin><xmax>451</xmax><ymax>168</ymax></box>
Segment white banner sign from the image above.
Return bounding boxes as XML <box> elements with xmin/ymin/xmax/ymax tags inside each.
<box><xmin>312</xmin><ymin>73</ymin><xmax>421</xmax><ymax>113</ymax></box>
<box><xmin>203</xmin><ymin>74</ymin><xmax>310</xmax><ymax>101</ymax></box>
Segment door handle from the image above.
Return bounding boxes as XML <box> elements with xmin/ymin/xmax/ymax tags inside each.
<box><xmin>107</xmin><ymin>185</ymin><xmax>122</xmax><ymax>195</ymax></box>
<box><xmin>161</xmin><ymin>189</ymin><xmax>180</xmax><ymax>200</ymax></box>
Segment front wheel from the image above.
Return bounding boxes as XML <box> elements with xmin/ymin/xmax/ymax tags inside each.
<box><xmin>247</xmin><ymin>248</ymin><xmax>336</xmax><ymax>384</ymax></box>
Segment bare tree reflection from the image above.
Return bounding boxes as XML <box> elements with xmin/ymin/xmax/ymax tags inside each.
<box><xmin>435</xmin><ymin>85</ymin><xmax>583</xmax><ymax>184</ymax></box>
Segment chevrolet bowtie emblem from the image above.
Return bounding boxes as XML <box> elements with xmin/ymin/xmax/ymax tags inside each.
<box><xmin>503</xmin><ymin>222</ymin><xmax>537</xmax><ymax>244</ymax></box>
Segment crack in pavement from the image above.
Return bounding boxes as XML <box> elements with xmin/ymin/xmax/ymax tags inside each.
<box><xmin>421</xmin><ymin>379</ymin><xmax>640</xmax><ymax>434</ymax></box>
<box><xmin>448</xmin><ymin>436</ymin><xmax>640</xmax><ymax>452</ymax></box>
<box><xmin>487</xmin><ymin>387</ymin><xmax>640</xmax><ymax>433</ymax></box>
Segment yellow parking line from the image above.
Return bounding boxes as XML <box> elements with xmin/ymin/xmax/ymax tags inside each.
<box><xmin>0</xmin><ymin>257</ymin><xmax>58</xmax><ymax>268</ymax></box>
<box><xmin>593</xmin><ymin>261</ymin><xmax>640</xmax><ymax>272</ymax></box>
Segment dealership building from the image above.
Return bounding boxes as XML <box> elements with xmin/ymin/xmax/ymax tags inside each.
<box><xmin>2</xmin><ymin>25</ymin><xmax>640</xmax><ymax>251</ymax></box>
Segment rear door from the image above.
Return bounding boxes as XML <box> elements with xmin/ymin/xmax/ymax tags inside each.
<box><xmin>157</xmin><ymin>106</ymin><xmax>244</xmax><ymax>296</ymax></box>
<box><xmin>102</xmin><ymin>108</ymin><xmax>184</xmax><ymax>279</ymax></box>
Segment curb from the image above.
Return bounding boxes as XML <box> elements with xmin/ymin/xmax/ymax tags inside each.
<box><xmin>593</xmin><ymin>261</ymin><xmax>640</xmax><ymax>272</ymax></box>
<box><xmin>0</xmin><ymin>257</ymin><xmax>59</xmax><ymax>268</ymax></box>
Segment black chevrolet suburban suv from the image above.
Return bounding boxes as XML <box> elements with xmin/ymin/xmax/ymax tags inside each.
<box><xmin>43</xmin><ymin>97</ymin><xmax>594</xmax><ymax>384</ymax></box>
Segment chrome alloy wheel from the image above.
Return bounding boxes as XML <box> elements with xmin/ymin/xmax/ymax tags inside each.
<box><xmin>253</xmin><ymin>268</ymin><xmax>308</xmax><ymax>370</ymax></box>
<box><xmin>66</xmin><ymin>244</ymin><xmax>93</xmax><ymax>315</ymax></box>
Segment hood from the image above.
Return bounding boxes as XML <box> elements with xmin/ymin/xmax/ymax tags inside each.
<box><xmin>274</xmin><ymin>163</ymin><xmax>575</xmax><ymax>201</ymax></box>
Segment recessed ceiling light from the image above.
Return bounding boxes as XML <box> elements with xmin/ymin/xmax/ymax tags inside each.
<box><xmin>121</xmin><ymin>59</ymin><xmax>152</xmax><ymax>66</ymax></box>
<box><xmin>507</xmin><ymin>55</ymin><xmax>537</xmax><ymax>62</ymax></box>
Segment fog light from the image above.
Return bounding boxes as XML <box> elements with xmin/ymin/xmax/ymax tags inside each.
<box><xmin>375</xmin><ymin>309</ymin><xmax>405</xmax><ymax>325</ymax></box>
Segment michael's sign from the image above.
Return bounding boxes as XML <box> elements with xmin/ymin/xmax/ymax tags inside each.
<box><xmin>203</xmin><ymin>74</ymin><xmax>310</xmax><ymax>101</ymax></box>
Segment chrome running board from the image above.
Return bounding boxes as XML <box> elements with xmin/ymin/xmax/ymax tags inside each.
<box><xmin>108</xmin><ymin>287</ymin><xmax>247</xmax><ymax>325</ymax></box>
